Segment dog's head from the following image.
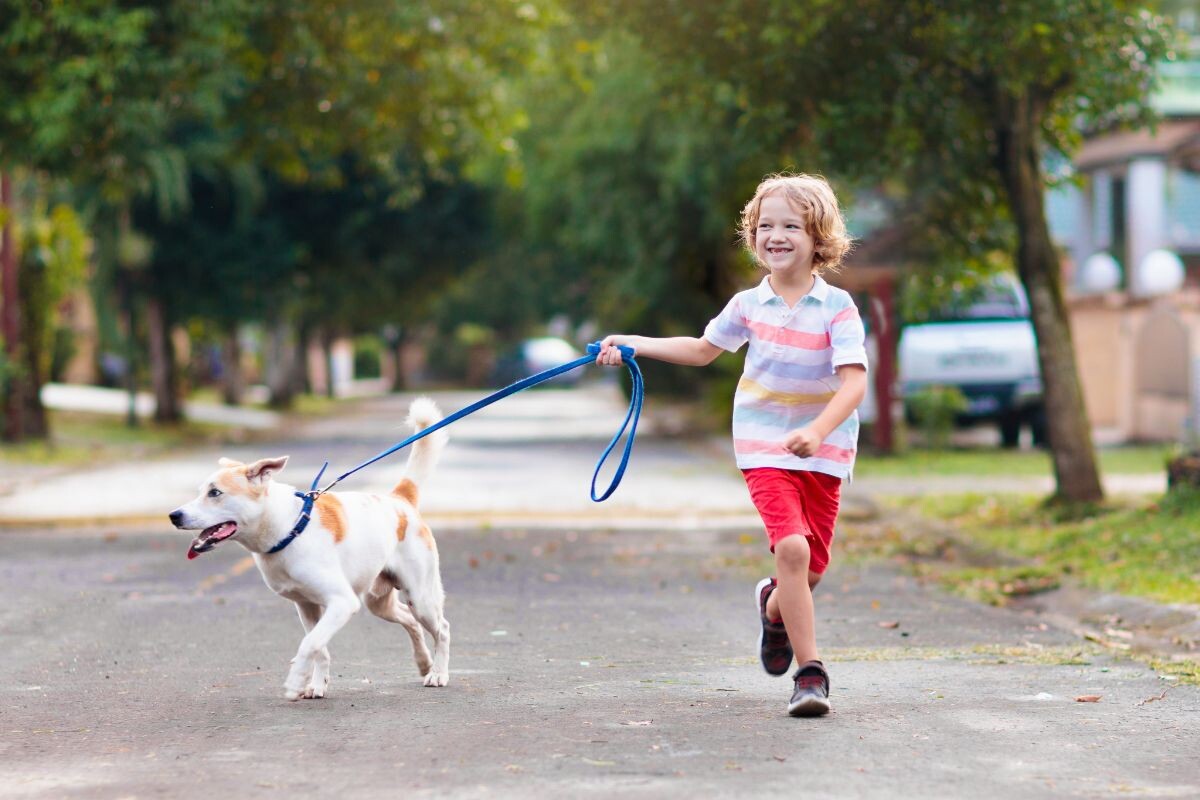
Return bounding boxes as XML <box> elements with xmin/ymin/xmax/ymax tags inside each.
<box><xmin>169</xmin><ymin>456</ymin><xmax>289</xmax><ymax>559</ymax></box>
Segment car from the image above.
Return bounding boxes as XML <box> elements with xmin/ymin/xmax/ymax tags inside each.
<box><xmin>898</xmin><ymin>275</ymin><xmax>1046</xmax><ymax>448</ymax></box>
<box><xmin>491</xmin><ymin>336</ymin><xmax>586</xmax><ymax>387</ymax></box>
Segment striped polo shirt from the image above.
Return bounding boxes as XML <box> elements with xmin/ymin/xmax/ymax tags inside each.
<box><xmin>703</xmin><ymin>275</ymin><xmax>868</xmax><ymax>479</ymax></box>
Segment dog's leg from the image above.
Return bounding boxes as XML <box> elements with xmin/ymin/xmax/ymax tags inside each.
<box><xmin>407</xmin><ymin>581</ymin><xmax>450</xmax><ymax>688</ymax></box>
<box><xmin>294</xmin><ymin>601</ymin><xmax>331</xmax><ymax>699</ymax></box>
<box><xmin>366</xmin><ymin>582</ymin><xmax>434</xmax><ymax>678</ymax></box>
<box><xmin>284</xmin><ymin>593</ymin><xmax>360</xmax><ymax>701</ymax></box>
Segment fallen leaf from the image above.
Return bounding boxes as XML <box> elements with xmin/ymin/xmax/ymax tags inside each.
<box><xmin>1137</xmin><ymin>690</ymin><xmax>1168</xmax><ymax>706</ymax></box>
<box><xmin>1075</xmin><ymin>695</ymin><xmax>1102</xmax><ymax>703</ymax></box>
<box><xmin>622</xmin><ymin>720</ymin><xmax>653</xmax><ymax>726</ymax></box>
<box><xmin>878</xmin><ymin>620</ymin><xmax>900</xmax><ymax>629</ymax></box>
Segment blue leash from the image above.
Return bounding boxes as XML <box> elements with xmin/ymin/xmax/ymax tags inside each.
<box><xmin>267</xmin><ymin>342</ymin><xmax>642</xmax><ymax>554</ymax></box>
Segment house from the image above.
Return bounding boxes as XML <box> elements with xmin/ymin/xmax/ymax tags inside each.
<box><xmin>1052</xmin><ymin>57</ymin><xmax>1200</xmax><ymax>442</ymax></box>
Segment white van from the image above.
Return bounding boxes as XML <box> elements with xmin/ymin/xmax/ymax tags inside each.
<box><xmin>898</xmin><ymin>276</ymin><xmax>1045</xmax><ymax>447</ymax></box>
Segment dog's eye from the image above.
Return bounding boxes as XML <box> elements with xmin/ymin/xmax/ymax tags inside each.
<box><xmin>207</xmin><ymin>487</ymin><xmax>223</xmax><ymax>498</ymax></box>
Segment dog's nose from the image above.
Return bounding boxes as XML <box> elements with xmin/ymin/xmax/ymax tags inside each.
<box><xmin>169</xmin><ymin>509</ymin><xmax>184</xmax><ymax>528</ymax></box>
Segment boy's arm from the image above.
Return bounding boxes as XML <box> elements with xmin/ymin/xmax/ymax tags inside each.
<box><xmin>783</xmin><ymin>364</ymin><xmax>868</xmax><ymax>457</ymax></box>
<box><xmin>596</xmin><ymin>334</ymin><xmax>722</xmax><ymax>367</ymax></box>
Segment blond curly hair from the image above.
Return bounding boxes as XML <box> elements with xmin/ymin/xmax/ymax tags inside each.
<box><xmin>739</xmin><ymin>173</ymin><xmax>852</xmax><ymax>273</ymax></box>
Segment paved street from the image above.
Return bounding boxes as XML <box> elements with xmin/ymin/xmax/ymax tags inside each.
<box><xmin>1</xmin><ymin>386</ymin><xmax>1197</xmax><ymax>798</ymax></box>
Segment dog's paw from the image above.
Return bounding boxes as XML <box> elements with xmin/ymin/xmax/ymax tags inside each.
<box><xmin>303</xmin><ymin>676</ymin><xmax>329</xmax><ymax>699</ymax></box>
<box><xmin>284</xmin><ymin>688</ymin><xmax>303</xmax><ymax>701</ymax></box>
<box><xmin>423</xmin><ymin>670</ymin><xmax>449</xmax><ymax>687</ymax></box>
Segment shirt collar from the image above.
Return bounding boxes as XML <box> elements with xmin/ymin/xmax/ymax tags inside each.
<box><xmin>755</xmin><ymin>274</ymin><xmax>830</xmax><ymax>305</ymax></box>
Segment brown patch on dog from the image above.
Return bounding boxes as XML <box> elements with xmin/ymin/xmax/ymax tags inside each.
<box><xmin>316</xmin><ymin>494</ymin><xmax>348</xmax><ymax>543</ymax></box>
<box><xmin>418</xmin><ymin>524</ymin><xmax>436</xmax><ymax>552</ymax></box>
<box><xmin>215</xmin><ymin>469</ymin><xmax>250</xmax><ymax>495</ymax></box>
<box><xmin>391</xmin><ymin>478</ymin><xmax>419</xmax><ymax>506</ymax></box>
<box><xmin>396</xmin><ymin>512</ymin><xmax>408</xmax><ymax>542</ymax></box>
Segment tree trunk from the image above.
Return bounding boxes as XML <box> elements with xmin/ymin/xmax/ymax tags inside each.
<box><xmin>146</xmin><ymin>296</ymin><xmax>182</xmax><ymax>423</ymax></box>
<box><xmin>16</xmin><ymin>232</ymin><xmax>48</xmax><ymax>439</ymax></box>
<box><xmin>265</xmin><ymin>318</ymin><xmax>297</xmax><ymax>409</ymax></box>
<box><xmin>322</xmin><ymin>329</ymin><xmax>336</xmax><ymax>399</ymax></box>
<box><xmin>221</xmin><ymin>328</ymin><xmax>243</xmax><ymax>406</ymax></box>
<box><xmin>994</xmin><ymin>90</ymin><xmax>1104</xmax><ymax>503</ymax></box>
<box><xmin>1</xmin><ymin>171</ymin><xmax>25</xmax><ymax>442</ymax></box>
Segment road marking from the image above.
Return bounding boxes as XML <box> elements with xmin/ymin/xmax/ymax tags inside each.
<box><xmin>196</xmin><ymin>555</ymin><xmax>256</xmax><ymax>594</ymax></box>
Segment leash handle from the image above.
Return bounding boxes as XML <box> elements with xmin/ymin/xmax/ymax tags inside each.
<box><xmin>312</xmin><ymin>341</ymin><xmax>641</xmax><ymax>502</ymax></box>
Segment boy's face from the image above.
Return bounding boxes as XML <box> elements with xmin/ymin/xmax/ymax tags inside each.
<box><xmin>754</xmin><ymin>193</ymin><xmax>816</xmax><ymax>276</ymax></box>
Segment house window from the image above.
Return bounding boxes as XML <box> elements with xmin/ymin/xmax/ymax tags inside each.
<box><xmin>1168</xmin><ymin>167</ymin><xmax>1200</xmax><ymax>251</ymax></box>
<box><xmin>1111</xmin><ymin>175</ymin><xmax>1128</xmax><ymax>289</ymax></box>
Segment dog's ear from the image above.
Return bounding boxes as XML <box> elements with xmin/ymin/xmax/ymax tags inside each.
<box><xmin>218</xmin><ymin>457</ymin><xmax>245</xmax><ymax>468</ymax></box>
<box><xmin>245</xmin><ymin>456</ymin><xmax>289</xmax><ymax>485</ymax></box>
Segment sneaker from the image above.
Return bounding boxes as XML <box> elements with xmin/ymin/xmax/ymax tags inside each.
<box><xmin>755</xmin><ymin>577</ymin><xmax>793</xmax><ymax>676</ymax></box>
<box><xmin>788</xmin><ymin>661</ymin><xmax>831</xmax><ymax>717</ymax></box>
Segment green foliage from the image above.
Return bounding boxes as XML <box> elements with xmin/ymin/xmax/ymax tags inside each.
<box><xmin>907</xmin><ymin>385</ymin><xmax>968</xmax><ymax>449</ymax></box>
<box><xmin>352</xmin><ymin>335</ymin><xmax>383</xmax><ymax>379</ymax></box>
<box><xmin>906</xmin><ymin>491</ymin><xmax>1200</xmax><ymax>605</ymax></box>
<box><xmin>16</xmin><ymin>195</ymin><xmax>89</xmax><ymax>388</ymax></box>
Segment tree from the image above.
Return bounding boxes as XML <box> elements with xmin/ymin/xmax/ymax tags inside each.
<box><xmin>596</xmin><ymin>0</ymin><xmax>1175</xmax><ymax>502</ymax></box>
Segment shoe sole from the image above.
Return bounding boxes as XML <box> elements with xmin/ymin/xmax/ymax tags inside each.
<box><xmin>788</xmin><ymin>696</ymin><xmax>831</xmax><ymax>717</ymax></box>
<box><xmin>755</xmin><ymin>577</ymin><xmax>791</xmax><ymax>677</ymax></box>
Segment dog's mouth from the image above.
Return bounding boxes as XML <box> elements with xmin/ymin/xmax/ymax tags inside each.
<box><xmin>187</xmin><ymin>522</ymin><xmax>238</xmax><ymax>560</ymax></box>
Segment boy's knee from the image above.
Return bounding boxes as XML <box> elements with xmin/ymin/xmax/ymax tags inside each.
<box><xmin>774</xmin><ymin>534</ymin><xmax>811</xmax><ymax>573</ymax></box>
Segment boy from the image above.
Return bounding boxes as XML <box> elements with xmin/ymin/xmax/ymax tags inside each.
<box><xmin>597</xmin><ymin>173</ymin><xmax>867</xmax><ymax>716</ymax></box>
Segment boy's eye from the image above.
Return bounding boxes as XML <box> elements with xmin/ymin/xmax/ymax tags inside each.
<box><xmin>207</xmin><ymin>487</ymin><xmax>222</xmax><ymax>498</ymax></box>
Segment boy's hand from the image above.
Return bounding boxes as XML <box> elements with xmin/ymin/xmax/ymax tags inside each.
<box><xmin>784</xmin><ymin>426</ymin><xmax>823</xmax><ymax>458</ymax></box>
<box><xmin>596</xmin><ymin>335</ymin><xmax>634</xmax><ymax>366</ymax></box>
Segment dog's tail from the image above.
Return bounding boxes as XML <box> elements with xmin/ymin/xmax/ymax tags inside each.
<box><xmin>393</xmin><ymin>397</ymin><xmax>447</xmax><ymax>505</ymax></box>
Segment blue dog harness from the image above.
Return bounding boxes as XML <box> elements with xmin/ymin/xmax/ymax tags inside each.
<box><xmin>266</xmin><ymin>342</ymin><xmax>642</xmax><ymax>554</ymax></box>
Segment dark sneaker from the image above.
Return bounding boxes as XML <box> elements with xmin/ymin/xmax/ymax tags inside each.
<box><xmin>788</xmin><ymin>661</ymin><xmax>831</xmax><ymax>717</ymax></box>
<box><xmin>755</xmin><ymin>577</ymin><xmax>793</xmax><ymax>676</ymax></box>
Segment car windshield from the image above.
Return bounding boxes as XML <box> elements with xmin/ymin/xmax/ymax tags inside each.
<box><xmin>923</xmin><ymin>280</ymin><xmax>1028</xmax><ymax>322</ymax></box>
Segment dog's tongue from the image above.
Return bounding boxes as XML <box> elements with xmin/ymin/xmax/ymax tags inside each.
<box><xmin>187</xmin><ymin>522</ymin><xmax>237</xmax><ymax>559</ymax></box>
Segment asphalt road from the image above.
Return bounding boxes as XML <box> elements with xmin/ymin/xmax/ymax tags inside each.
<box><xmin>3</xmin><ymin>520</ymin><xmax>1197</xmax><ymax>800</ymax></box>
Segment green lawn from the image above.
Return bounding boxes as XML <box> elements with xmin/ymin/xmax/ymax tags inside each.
<box><xmin>0</xmin><ymin>411</ymin><xmax>241</xmax><ymax>468</ymax></box>
<box><xmin>858</xmin><ymin>444</ymin><xmax>1174</xmax><ymax>478</ymax></box>
<box><xmin>896</xmin><ymin>490</ymin><xmax>1200</xmax><ymax>606</ymax></box>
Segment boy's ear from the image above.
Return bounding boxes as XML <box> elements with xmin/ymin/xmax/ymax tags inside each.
<box><xmin>245</xmin><ymin>456</ymin><xmax>289</xmax><ymax>485</ymax></box>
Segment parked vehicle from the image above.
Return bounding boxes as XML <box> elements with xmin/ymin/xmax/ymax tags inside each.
<box><xmin>491</xmin><ymin>337</ymin><xmax>585</xmax><ymax>387</ymax></box>
<box><xmin>898</xmin><ymin>276</ymin><xmax>1045</xmax><ymax>448</ymax></box>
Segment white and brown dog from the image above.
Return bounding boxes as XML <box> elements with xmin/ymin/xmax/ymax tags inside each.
<box><xmin>169</xmin><ymin>397</ymin><xmax>450</xmax><ymax>700</ymax></box>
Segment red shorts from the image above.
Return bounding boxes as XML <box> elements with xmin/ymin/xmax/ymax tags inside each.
<box><xmin>741</xmin><ymin>467</ymin><xmax>842</xmax><ymax>574</ymax></box>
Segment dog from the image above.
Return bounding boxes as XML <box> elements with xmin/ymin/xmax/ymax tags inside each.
<box><xmin>169</xmin><ymin>397</ymin><xmax>451</xmax><ymax>700</ymax></box>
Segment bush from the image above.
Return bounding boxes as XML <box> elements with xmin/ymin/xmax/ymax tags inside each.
<box><xmin>908</xmin><ymin>385</ymin><xmax>968</xmax><ymax>449</ymax></box>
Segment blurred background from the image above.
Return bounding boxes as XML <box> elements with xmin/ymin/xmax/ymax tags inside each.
<box><xmin>1</xmin><ymin>0</ymin><xmax>1198</xmax><ymax>502</ymax></box>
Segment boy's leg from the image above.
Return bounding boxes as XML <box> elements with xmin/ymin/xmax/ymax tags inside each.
<box><xmin>771</xmin><ymin>534</ymin><xmax>819</xmax><ymax>664</ymax></box>
<box><xmin>764</xmin><ymin>568</ymin><xmax>821</xmax><ymax>621</ymax></box>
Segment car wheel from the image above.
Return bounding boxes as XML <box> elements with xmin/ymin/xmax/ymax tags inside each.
<box><xmin>999</xmin><ymin>414</ymin><xmax>1021</xmax><ymax>448</ymax></box>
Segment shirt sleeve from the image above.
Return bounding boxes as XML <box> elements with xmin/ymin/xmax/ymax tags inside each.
<box><xmin>702</xmin><ymin>293</ymin><xmax>750</xmax><ymax>352</ymax></box>
<box><xmin>829</xmin><ymin>296</ymin><xmax>868</xmax><ymax>370</ymax></box>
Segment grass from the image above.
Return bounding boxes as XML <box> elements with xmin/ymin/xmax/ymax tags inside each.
<box><xmin>0</xmin><ymin>410</ymin><xmax>237</xmax><ymax>468</ymax></box>
<box><xmin>856</xmin><ymin>444</ymin><xmax>1174</xmax><ymax>477</ymax></box>
<box><xmin>893</xmin><ymin>490</ymin><xmax>1200</xmax><ymax>606</ymax></box>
